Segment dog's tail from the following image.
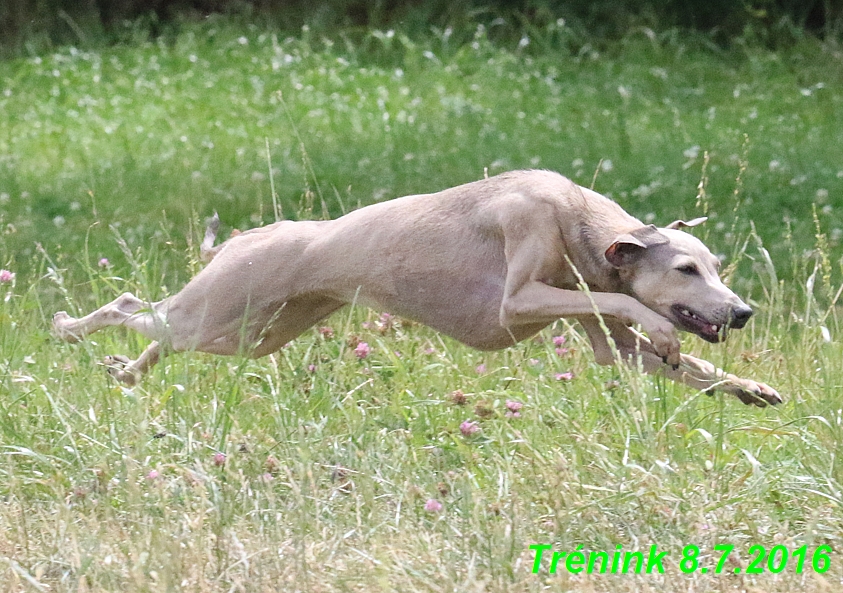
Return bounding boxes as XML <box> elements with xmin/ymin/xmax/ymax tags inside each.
<box><xmin>199</xmin><ymin>212</ymin><xmax>222</xmax><ymax>263</ymax></box>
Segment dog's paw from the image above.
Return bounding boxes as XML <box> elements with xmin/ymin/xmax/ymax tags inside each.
<box><xmin>721</xmin><ymin>378</ymin><xmax>782</xmax><ymax>407</ymax></box>
<box><xmin>52</xmin><ymin>311</ymin><xmax>82</xmax><ymax>343</ymax></box>
<box><xmin>102</xmin><ymin>355</ymin><xmax>138</xmax><ymax>386</ymax></box>
<box><xmin>644</xmin><ymin>316</ymin><xmax>681</xmax><ymax>368</ymax></box>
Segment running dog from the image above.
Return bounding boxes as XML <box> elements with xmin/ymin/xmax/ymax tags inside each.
<box><xmin>53</xmin><ymin>170</ymin><xmax>781</xmax><ymax>406</ymax></box>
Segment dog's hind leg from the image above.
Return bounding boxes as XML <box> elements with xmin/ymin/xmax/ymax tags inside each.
<box><xmin>103</xmin><ymin>341</ymin><xmax>161</xmax><ymax>386</ymax></box>
<box><xmin>53</xmin><ymin>292</ymin><xmax>167</xmax><ymax>343</ymax></box>
<box><xmin>54</xmin><ymin>292</ymin><xmax>171</xmax><ymax>384</ymax></box>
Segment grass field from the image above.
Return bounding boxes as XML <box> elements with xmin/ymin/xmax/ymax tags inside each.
<box><xmin>1</xmin><ymin>18</ymin><xmax>843</xmax><ymax>592</ymax></box>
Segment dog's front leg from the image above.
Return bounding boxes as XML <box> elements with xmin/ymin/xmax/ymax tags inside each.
<box><xmin>668</xmin><ymin>352</ymin><xmax>781</xmax><ymax>406</ymax></box>
<box><xmin>500</xmin><ymin>281</ymin><xmax>681</xmax><ymax>366</ymax></box>
<box><xmin>579</xmin><ymin>318</ymin><xmax>781</xmax><ymax>406</ymax></box>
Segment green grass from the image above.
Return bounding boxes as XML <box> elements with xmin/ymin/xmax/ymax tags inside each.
<box><xmin>1</xmin><ymin>19</ymin><xmax>843</xmax><ymax>592</ymax></box>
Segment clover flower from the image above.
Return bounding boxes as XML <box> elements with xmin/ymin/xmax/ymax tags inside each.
<box><xmin>460</xmin><ymin>420</ymin><xmax>480</xmax><ymax>436</ymax></box>
<box><xmin>354</xmin><ymin>341</ymin><xmax>371</xmax><ymax>359</ymax></box>
<box><xmin>424</xmin><ymin>498</ymin><xmax>443</xmax><ymax>513</ymax></box>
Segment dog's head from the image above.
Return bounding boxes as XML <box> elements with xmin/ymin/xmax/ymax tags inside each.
<box><xmin>604</xmin><ymin>218</ymin><xmax>752</xmax><ymax>343</ymax></box>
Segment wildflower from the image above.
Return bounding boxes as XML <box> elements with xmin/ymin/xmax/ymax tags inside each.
<box><xmin>354</xmin><ymin>341</ymin><xmax>370</xmax><ymax>359</ymax></box>
<box><xmin>460</xmin><ymin>420</ymin><xmax>480</xmax><ymax>436</ymax></box>
<box><xmin>0</xmin><ymin>269</ymin><xmax>14</xmax><ymax>283</ymax></box>
<box><xmin>555</xmin><ymin>347</ymin><xmax>569</xmax><ymax>357</ymax></box>
<box><xmin>307</xmin><ymin>363</ymin><xmax>317</xmax><ymax>373</ymax></box>
<box><xmin>145</xmin><ymin>470</ymin><xmax>159</xmax><ymax>480</ymax></box>
<box><xmin>475</xmin><ymin>363</ymin><xmax>486</xmax><ymax>374</ymax></box>
<box><xmin>212</xmin><ymin>452</ymin><xmax>226</xmax><ymax>467</ymax></box>
<box><xmin>377</xmin><ymin>312</ymin><xmax>394</xmax><ymax>332</ymax></box>
<box><xmin>265</xmin><ymin>455</ymin><xmax>281</xmax><ymax>473</ymax></box>
<box><xmin>98</xmin><ymin>258</ymin><xmax>109</xmax><ymax>268</ymax></box>
<box><xmin>552</xmin><ymin>335</ymin><xmax>566</xmax><ymax>347</ymax></box>
<box><xmin>528</xmin><ymin>358</ymin><xmax>540</xmax><ymax>366</ymax></box>
<box><xmin>424</xmin><ymin>347</ymin><xmax>436</xmax><ymax>355</ymax></box>
<box><xmin>318</xmin><ymin>326</ymin><xmax>334</xmax><ymax>338</ymax></box>
<box><xmin>504</xmin><ymin>399</ymin><xmax>523</xmax><ymax>419</ymax></box>
<box><xmin>555</xmin><ymin>371</ymin><xmax>575</xmax><ymax>381</ymax></box>
<box><xmin>505</xmin><ymin>400</ymin><xmax>523</xmax><ymax>413</ymax></box>
<box><xmin>449</xmin><ymin>389</ymin><xmax>468</xmax><ymax>405</ymax></box>
<box><xmin>424</xmin><ymin>498</ymin><xmax>443</xmax><ymax>513</ymax></box>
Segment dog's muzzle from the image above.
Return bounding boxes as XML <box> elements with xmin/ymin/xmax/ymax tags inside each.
<box><xmin>729</xmin><ymin>305</ymin><xmax>753</xmax><ymax>329</ymax></box>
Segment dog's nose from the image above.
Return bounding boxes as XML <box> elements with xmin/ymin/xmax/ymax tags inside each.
<box><xmin>730</xmin><ymin>305</ymin><xmax>753</xmax><ymax>328</ymax></box>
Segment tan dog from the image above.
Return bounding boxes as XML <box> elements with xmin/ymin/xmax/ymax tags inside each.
<box><xmin>53</xmin><ymin>170</ymin><xmax>780</xmax><ymax>406</ymax></box>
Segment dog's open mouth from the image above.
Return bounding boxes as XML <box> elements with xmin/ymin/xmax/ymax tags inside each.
<box><xmin>671</xmin><ymin>304</ymin><xmax>724</xmax><ymax>343</ymax></box>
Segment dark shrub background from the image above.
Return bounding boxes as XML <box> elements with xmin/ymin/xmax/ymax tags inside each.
<box><xmin>1</xmin><ymin>0</ymin><xmax>840</xmax><ymax>58</ymax></box>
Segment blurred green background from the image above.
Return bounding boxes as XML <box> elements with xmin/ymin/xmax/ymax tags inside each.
<box><xmin>1</xmin><ymin>1</ymin><xmax>841</xmax><ymax>298</ymax></box>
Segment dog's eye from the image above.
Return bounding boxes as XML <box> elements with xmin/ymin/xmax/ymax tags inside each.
<box><xmin>677</xmin><ymin>264</ymin><xmax>699</xmax><ymax>276</ymax></box>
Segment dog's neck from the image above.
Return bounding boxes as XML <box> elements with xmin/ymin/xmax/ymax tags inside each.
<box><xmin>563</xmin><ymin>211</ymin><xmax>641</xmax><ymax>296</ymax></box>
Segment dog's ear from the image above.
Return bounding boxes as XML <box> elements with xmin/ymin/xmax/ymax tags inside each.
<box><xmin>665</xmin><ymin>216</ymin><xmax>708</xmax><ymax>230</ymax></box>
<box><xmin>605</xmin><ymin>225</ymin><xmax>669</xmax><ymax>267</ymax></box>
